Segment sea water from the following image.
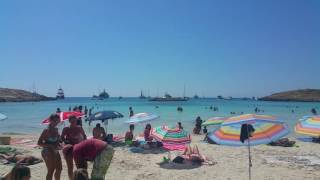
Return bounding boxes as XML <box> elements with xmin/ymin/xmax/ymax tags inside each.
<box><xmin>0</xmin><ymin>98</ymin><xmax>319</xmax><ymax>136</ymax></box>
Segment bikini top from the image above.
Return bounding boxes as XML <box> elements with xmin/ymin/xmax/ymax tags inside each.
<box><xmin>46</xmin><ymin>136</ymin><xmax>59</xmax><ymax>144</ymax></box>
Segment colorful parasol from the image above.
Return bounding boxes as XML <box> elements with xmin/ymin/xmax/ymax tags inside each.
<box><xmin>209</xmin><ymin>114</ymin><xmax>289</xmax><ymax>180</ymax></box>
<box><xmin>151</xmin><ymin>126</ymin><xmax>191</xmax><ymax>145</ymax></box>
<box><xmin>209</xmin><ymin>114</ymin><xmax>289</xmax><ymax>146</ymax></box>
<box><xmin>209</xmin><ymin>122</ymin><xmax>289</xmax><ymax>146</ymax></box>
<box><xmin>202</xmin><ymin>117</ymin><xmax>227</xmax><ymax>126</ymax></box>
<box><xmin>295</xmin><ymin>116</ymin><xmax>320</xmax><ymax>137</ymax></box>
<box><xmin>42</xmin><ymin>111</ymin><xmax>84</xmax><ymax>125</ymax></box>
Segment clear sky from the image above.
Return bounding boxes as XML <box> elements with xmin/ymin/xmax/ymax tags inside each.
<box><xmin>0</xmin><ymin>0</ymin><xmax>319</xmax><ymax>97</ymax></box>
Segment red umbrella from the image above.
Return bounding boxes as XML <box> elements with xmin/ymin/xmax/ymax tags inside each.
<box><xmin>42</xmin><ymin>111</ymin><xmax>84</xmax><ymax>125</ymax></box>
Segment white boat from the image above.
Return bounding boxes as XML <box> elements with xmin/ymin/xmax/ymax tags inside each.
<box><xmin>56</xmin><ymin>87</ymin><xmax>65</xmax><ymax>99</ymax></box>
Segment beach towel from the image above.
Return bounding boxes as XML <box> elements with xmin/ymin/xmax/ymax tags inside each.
<box><xmin>113</xmin><ymin>135</ymin><xmax>124</xmax><ymax>142</ymax></box>
<box><xmin>0</xmin><ymin>147</ymin><xmax>16</xmax><ymax>154</ymax></box>
<box><xmin>129</xmin><ymin>147</ymin><xmax>144</xmax><ymax>153</ymax></box>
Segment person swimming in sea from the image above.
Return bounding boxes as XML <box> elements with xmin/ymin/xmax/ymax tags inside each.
<box><xmin>311</xmin><ymin>108</ymin><xmax>317</xmax><ymax>115</ymax></box>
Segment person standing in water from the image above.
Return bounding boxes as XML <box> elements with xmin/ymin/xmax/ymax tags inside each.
<box><xmin>311</xmin><ymin>108</ymin><xmax>317</xmax><ymax>115</ymax></box>
<box><xmin>61</xmin><ymin>115</ymin><xmax>87</xmax><ymax>180</ymax></box>
<box><xmin>37</xmin><ymin>114</ymin><xmax>62</xmax><ymax>180</ymax></box>
<box><xmin>129</xmin><ymin>107</ymin><xmax>134</xmax><ymax>117</ymax></box>
<box><xmin>84</xmin><ymin>106</ymin><xmax>88</xmax><ymax>117</ymax></box>
<box><xmin>88</xmin><ymin>108</ymin><xmax>92</xmax><ymax>117</ymax></box>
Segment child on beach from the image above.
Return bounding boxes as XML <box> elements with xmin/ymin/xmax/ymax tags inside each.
<box><xmin>37</xmin><ymin>114</ymin><xmax>62</xmax><ymax>180</ymax></box>
<box><xmin>125</xmin><ymin>124</ymin><xmax>134</xmax><ymax>144</ymax></box>
<box><xmin>125</xmin><ymin>124</ymin><xmax>139</xmax><ymax>146</ymax></box>
<box><xmin>144</xmin><ymin>124</ymin><xmax>153</xmax><ymax>142</ymax></box>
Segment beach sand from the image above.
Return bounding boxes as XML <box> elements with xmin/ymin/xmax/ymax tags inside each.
<box><xmin>1</xmin><ymin>134</ymin><xmax>320</xmax><ymax>180</ymax></box>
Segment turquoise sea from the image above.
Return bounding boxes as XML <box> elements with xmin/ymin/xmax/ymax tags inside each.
<box><xmin>0</xmin><ymin>98</ymin><xmax>319</xmax><ymax>136</ymax></box>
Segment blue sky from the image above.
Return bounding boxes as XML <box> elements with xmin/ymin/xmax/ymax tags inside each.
<box><xmin>0</xmin><ymin>0</ymin><xmax>319</xmax><ymax>97</ymax></box>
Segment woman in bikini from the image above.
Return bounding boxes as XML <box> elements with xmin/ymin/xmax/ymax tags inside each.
<box><xmin>37</xmin><ymin>114</ymin><xmax>62</xmax><ymax>180</ymax></box>
<box><xmin>182</xmin><ymin>145</ymin><xmax>206</xmax><ymax>163</ymax></box>
<box><xmin>61</xmin><ymin>115</ymin><xmax>87</xmax><ymax>180</ymax></box>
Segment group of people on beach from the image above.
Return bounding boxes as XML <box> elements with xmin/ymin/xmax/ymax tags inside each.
<box><xmin>2</xmin><ymin>105</ymin><xmax>162</xmax><ymax>180</ymax></box>
<box><xmin>36</xmin><ymin>113</ymin><xmax>114</xmax><ymax>180</ymax></box>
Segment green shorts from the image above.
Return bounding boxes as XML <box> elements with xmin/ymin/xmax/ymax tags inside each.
<box><xmin>91</xmin><ymin>146</ymin><xmax>114</xmax><ymax>180</ymax></box>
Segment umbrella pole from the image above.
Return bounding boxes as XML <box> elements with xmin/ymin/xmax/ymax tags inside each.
<box><xmin>247</xmin><ymin>134</ymin><xmax>252</xmax><ymax>180</ymax></box>
<box><xmin>246</xmin><ymin>124</ymin><xmax>252</xmax><ymax>180</ymax></box>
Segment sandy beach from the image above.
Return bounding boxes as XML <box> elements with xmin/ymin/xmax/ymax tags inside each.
<box><xmin>1</xmin><ymin>134</ymin><xmax>320</xmax><ymax>180</ymax></box>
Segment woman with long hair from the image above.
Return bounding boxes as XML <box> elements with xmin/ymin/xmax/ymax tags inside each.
<box><xmin>37</xmin><ymin>114</ymin><xmax>62</xmax><ymax>180</ymax></box>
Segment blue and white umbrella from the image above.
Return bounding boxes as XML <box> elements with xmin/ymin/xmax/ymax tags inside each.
<box><xmin>125</xmin><ymin>113</ymin><xmax>159</xmax><ymax>124</ymax></box>
<box><xmin>86</xmin><ymin>110</ymin><xmax>124</xmax><ymax>123</ymax></box>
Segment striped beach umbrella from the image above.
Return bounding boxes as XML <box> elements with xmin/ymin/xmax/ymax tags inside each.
<box><xmin>209</xmin><ymin>122</ymin><xmax>289</xmax><ymax>146</ymax></box>
<box><xmin>151</xmin><ymin>126</ymin><xmax>191</xmax><ymax>145</ymax></box>
<box><xmin>209</xmin><ymin>114</ymin><xmax>289</xmax><ymax>146</ymax></box>
<box><xmin>42</xmin><ymin>111</ymin><xmax>84</xmax><ymax>125</ymax></box>
<box><xmin>202</xmin><ymin>117</ymin><xmax>227</xmax><ymax>126</ymax></box>
<box><xmin>295</xmin><ymin>116</ymin><xmax>320</xmax><ymax>137</ymax></box>
<box><xmin>209</xmin><ymin>114</ymin><xmax>289</xmax><ymax>180</ymax></box>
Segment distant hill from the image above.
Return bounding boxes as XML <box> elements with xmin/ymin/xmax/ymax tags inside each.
<box><xmin>0</xmin><ymin>88</ymin><xmax>55</xmax><ymax>102</ymax></box>
<box><xmin>259</xmin><ymin>89</ymin><xmax>320</xmax><ymax>102</ymax></box>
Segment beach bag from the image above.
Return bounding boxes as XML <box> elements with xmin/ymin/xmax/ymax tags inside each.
<box><xmin>156</xmin><ymin>141</ymin><xmax>163</xmax><ymax>147</ymax></box>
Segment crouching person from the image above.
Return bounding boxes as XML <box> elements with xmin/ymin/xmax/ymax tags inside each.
<box><xmin>65</xmin><ymin>138</ymin><xmax>114</xmax><ymax>180</ymax></box>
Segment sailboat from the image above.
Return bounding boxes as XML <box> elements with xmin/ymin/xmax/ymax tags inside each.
<box><xmin>139</xmin><ymin>90</ymin><xmax>146</xmax><ymax>99</ymax></box>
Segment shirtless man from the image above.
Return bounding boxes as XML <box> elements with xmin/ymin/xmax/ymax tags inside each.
<box><xmin>93</xmin><ymin>123</ymin><xmax>106</xmax><ymax>141</ymax></box>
